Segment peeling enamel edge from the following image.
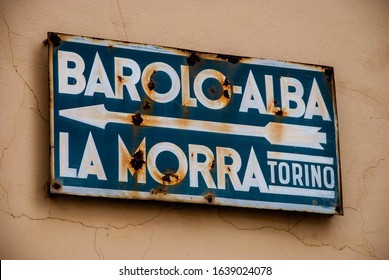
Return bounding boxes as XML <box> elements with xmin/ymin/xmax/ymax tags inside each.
<box><xmin>51</xmin><ymin>185</ymin><xmax>338</xmax><ymax>215</ymax></box>
<box><xmin>48</xmin><ymin>37</ymin><xmax>55</xmax><ymax>187</ymax></box>
<box><xmin>53</xmin><ymin>33</ymin><xmax>327</xmax><ymax>73</ymax></box>
<box><xmin>330</xmin><ymin>69</ymin><xmax>343</xmax><ymax>215</ymax></box>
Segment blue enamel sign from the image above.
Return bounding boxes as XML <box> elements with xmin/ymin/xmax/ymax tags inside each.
<box><xmin>48</xmin><ymin>33</ymin><xmax>342</xmax><ymax>214</ymax></box>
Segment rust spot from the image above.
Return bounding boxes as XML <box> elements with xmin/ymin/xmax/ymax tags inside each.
<box><xmin>147</xmin><ymin>81</ymin><xmax>155</xmax><ymax>91</ymax></box>
<box><xmin>157</xmin><ymin>167</ymin><xmax>186</xmax><ymax>186</ymax></box>
<box><xmin>210</xmin><ymin>160</ymin><xmax>215</xmax><ymax>169</ymax></box>
<box><xmin>52</xmin><ymin>182</ymin><xmax>61</xmax><ymax>190</ymax></box>
<box><xmin>208</xmin><ymin>87</ymin><xmax>217</xmax><ymax>99</ymax></box>
<box><xmin>204</xmin><ymin>193</ymin><xmax>215</xmax><ymax>203</ymax></box>
<box><xmin>162</xmin><ymin>172</ymin><xmax>179</xmax><ymax>184</ymax></box>
<box><xmin>132</xmin><ymin>113</ymin><xmax>143</xmax><ymax>126</ymax></box>
<box><xmin>182</xmin><ymin>106</ymin><xmax>191</xmax><ymax>119</ymax></box>
<box><xmin>162</xmin><ymin>174</ymin><xmax>171</xmax><ymax>183</ymax></box>
<box><xmin>107</xmin><ymin>44</ymin><xmax>115</xmax><ymax>52</ymax></box>
<box><xmin>227</xmin><ymin>167</ymin><xmax>231</xmax><ymax>172</ymax></box>
<box><xmin>43</xmin><ymin>39</ymin><xmax>49</xmax><ymax>46</ymax></box>
<box><xmin>275</xmin><ymin>108</ymin><xmax>284</xmax><ymax>116</ymax></box>
<box><xmin>143</xmin><ymin>100</ymin><xmax>151</xmax><ymax>110</ymax></box>
<box><xmin>48</xmin><ymin>32</ymin><xmax>61</xmax><ymax>47</ymax></box>
<box><xmin>130</xmin><ymin>150</ymin><xmax>145</xmax><ymax>170</ymax></box>
<box><xmin>273</xmin><ymin>107</ymin><xmax>288</xmax><ymax>117</ymax></box>
<box><xmin>222</xmin><ymin>78</ymin><xmax>231</xmax><ymax>99</ymax></box>
<box><xmin>216</xmin><ymin>54</ymin><xmax>242</xmax><ymax>64</ymax></box>
<box><xmin>147</xmin><ymin>70</ymin><xmax>157</xmax><ymax>91</ymax></box>
<box><xmin>151</xmin><ymin>187</ymin><xmax>167</xmax><ymax>195</ymax></box>
<box><xmin>117</xmin><ymin>75</ymin><xmax>123</xmax><ymax>82</ymax></box>
<box><xmin>187</xmin><ymin>52</ymin><xmax>200</xmax><ymax>66</ymax></box>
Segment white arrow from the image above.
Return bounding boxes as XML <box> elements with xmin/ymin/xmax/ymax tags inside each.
<box><xmin>59</xmin><ymin>105</ymin><xmax>326</xmax><ymax>149</ymax></box>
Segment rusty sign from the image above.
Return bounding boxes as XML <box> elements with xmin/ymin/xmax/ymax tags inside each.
<box><xmin>48</xmin><ymin>32</ymin><xmax>342</xmax><ymax>214</ymax></box>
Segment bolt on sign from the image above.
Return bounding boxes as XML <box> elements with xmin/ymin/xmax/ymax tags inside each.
<box><xmin>48</xmin><ymin>32</ymin><xmax>342</xmax><ymax>214</ymax></box>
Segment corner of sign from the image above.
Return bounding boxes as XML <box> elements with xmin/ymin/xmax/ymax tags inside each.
<box><xmin>48</xmin><ymin>179</ymin><xmax>63</xmax><ymax>197</ymax></box>
<box><xmin>324</xmin><ymin>66</ymin><xmax>334</xmax><ymax>81</ymax></box>
<box><xmin>46</xmin><ymin>32</ymin><xmax>62</xmax><ymax>47</ymax></box>
<box><xmin>334</xmin><ymin>201</ymin><xmax>344</xmax><ymax>216</ymax></box>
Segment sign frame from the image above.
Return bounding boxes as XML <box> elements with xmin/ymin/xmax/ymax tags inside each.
<box><xmin>48</xmin><ymin>32</ymin><xmax>343</xmax><ymax>215</ymax></box>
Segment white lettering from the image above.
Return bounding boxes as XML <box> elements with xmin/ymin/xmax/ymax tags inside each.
<box><xmin>78</xmin><ymin>132</ymin><xmax>107</xmax><ymax>180</ymax></box>
<box><xmin>239</xmin><ymin>70</ymin><xmax>267</xmax><ymax>114</ymax></box>
<box><xmin>280</xmin><ymin>76</ymin><xmax>305</xmax><ymax>118</ymax></box>
<box><xmin>85</xmin><ymin>52</ymin><xmax>115</xmax><ymax>98</ymax></box>
<box><xmin>141</xmin><ymin>62</ymin><xmax>180</xmax><ymax>103</ymax></box>
<box><xmin>278</xmin><ymin>162</ymin><xmax>290</xmax><ymax>184</ymax></box>
<box><xmin>118</xmin><ymin>136</ymin><xmax>146</xmax><ymax>183</ymax></box>
<box><xmin>292</xmin><ymin>163</ymin><xmax>303</xmax><ymax>186</ymax></box>
<box><xmin>268</xmin><ymin>160</ymin><xmax>277</xmax><ymax>184</ymax></box>
<box><xmin>267</xmin><ymin>160</ymin><xmax>334</xmax><ymax>189</ymax></box>
<box><xmin>189</xmin><ymin>144</ymin><xmax>216</xmax><ymax>189</ymax></box>
<box><xmin>304</xmin><ymin>78</ymin><xmax>331</xmax><ymax>121</ymax></box>
<box><xmin>265</xmin><ymin>75</ymin><xmax>275</xmax><ymax>113</ymax></box>
<box><xmin>304</xmin><ymin>164</ymin><xmax>310</xmax><ymax>187</ymax></box>
<box><xmin>194</xmin><ymin>69</ymin><xmax>231</xmax><ymax>110</ymax></box>
<box><xmin>114</xmin><ymin>57</ymin><xmax>141</xmax><ymax>101</ymax></box>
<box><xmin>323</xmin><ymin>166</ymin><xmax>335</xmax><ymax>189</ymax></box>
<box><xmin>58</xmin><ymin>51</ymin><xmax>86</xmax><ymax>94</ymax></box>
<box><xmin>181</xmin><ymin>65</ymin><xmax>197</xmax><ymax>107</ymax></box>
<box><xmin>147</xmin><ymin>142</ymin><xmax>188</xmax><ymax>185</ymax></box>
<box><xmin>59</xmin><ymin>132</ymin><xmax>77</xmax><ymax>177</ymax></box>
<box><xmin>241</xmin><ymin>147</ymin><xmax>268</xmax><ymax>193</ymax></box>
<box><xmin>216</xmin><ymin>147</ymin><xmax>242</xmax><ymax>190</ymax></box>
<box><xmin>311</xmin><ymin>165</ymin><xmax>322</xmax><ymax>188</ymax></box>
<box><xmin>57</xmin><ymin>51</ymin><xmax>333</xmax><ymax>123</ymax></box>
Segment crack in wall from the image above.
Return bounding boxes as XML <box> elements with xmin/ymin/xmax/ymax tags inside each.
<box><xmin>142</xmin><ymin>227</ymin><xmax>154</xmax><ymax>260</ymax></box>
<box><xmin>351</xmin><ymin>150</ymin><xmax>389</xmax><ymax>258</ymax></box>
<box><xmin>343</xmin><ymin>206</ymin><xmax>379</xmax><ymax>259</ymax></box>
<box><xmin>116</xmin><ymin>0</ymin><xmax>129</xmax><ymax>41</ymax></box>
<box><xmin>0</xmin><ymin>206</ymin><xmax>167</xmax><ymax>231</ymax></box>
<box><xmin>0</xmin><ymin>206</ymin><xmax>167</xmax><ymax>259</ymax></box>
<box><xmin>218</xmin><ymin>209</ymin><xmax>379</xmax><ymax>259</ymax></box>
<box><xmin>1</xmin><ymin>13</ymin><xmax>48</xmax><ymax>123</ymax></box>
<box><xmin>0</xmin><ymin>84</ymin><xmax>27</xmax><ymax>211</ymax></box>
<box><xmin>218</xmin><ymin>208</ymin><xmax>306</xmax><ymax>232</ymax></box>
<box><xmin>0</xmin><ymin>182</ymin><xmax>10</xmax><ymax>212</ymax></box>
<box><xmin>1</xmin><ymin>204</ymin><xmax>382</xmax><ymax>259</ymax></box>
<box><xmin>94</xmin><ymin>228</ymin><xmax>105</xmax><ymax>260</ymax></box>
<box><xmin>359</xmin><ymin>150</ymin><xmax>389</xmax><ymax>210</ymax></box>
<box><xmin>338</xmin><ymin>84</ymin><xmax>389</xmax><ymax>120</ymax></box>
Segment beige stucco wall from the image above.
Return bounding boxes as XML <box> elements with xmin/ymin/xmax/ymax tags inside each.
<box><xmin>0</xmin><ymin>0</ymin><xmax>388</xmax><ymax>259</ymax></box>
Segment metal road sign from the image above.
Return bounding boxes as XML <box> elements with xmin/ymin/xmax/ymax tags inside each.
<box><xmin>48</xmin><ymin>32</ymin><xmax>342</xmax><ymax>214</ymax></box>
